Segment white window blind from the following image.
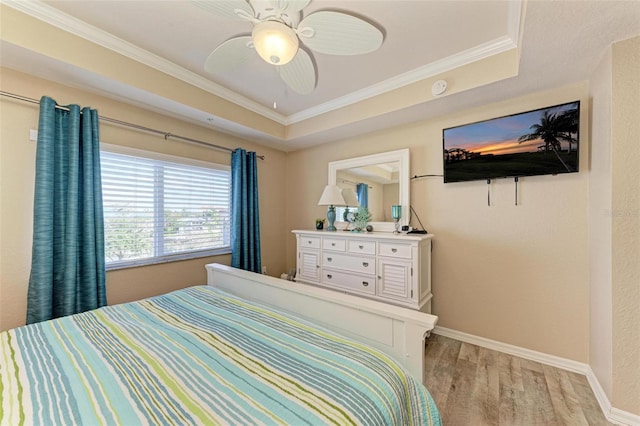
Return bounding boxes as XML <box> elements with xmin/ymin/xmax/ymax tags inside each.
<box><xmin>101</xmin><ymin>148</ymin><xmax>231</xmax><ymax>269</ymax></box>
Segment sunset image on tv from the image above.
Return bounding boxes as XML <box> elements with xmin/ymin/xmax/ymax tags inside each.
<box><xmin>443</xmin><ymin>101</ymin><xmax>580</xmax><ymax>183</ymax></box>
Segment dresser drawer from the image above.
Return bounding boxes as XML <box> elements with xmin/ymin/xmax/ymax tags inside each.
<box><xmin>378</xmin><ymin>242</ymin><xmax>412</xmax><ymax>259</ymax></box>
<box><xmin>348</xmin><ymin>240</ymin><xmax>376</xmax><ymax>255</ymax></box>
<box><xmin>322</xmin><ymin>269</ymin><xmax>375</xmax><ymax>295</ymax></box>
<box><xmin>323</xmin><ymin>237</ymin><xmax>346</xmax><ymax>251</ymax></box>
<box><xmin>323</xmin><ymin>252</ymin><xmax>375</xmax><ymax>274</ymax></box>
<box><xmin>299</xmin><ymin>235</ymin><xmax>320</xmax><ymax>249</ymax></box>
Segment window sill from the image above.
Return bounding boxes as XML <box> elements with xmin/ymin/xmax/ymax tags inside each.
<box><xmin>106</xmin><ymin>248</ymin><xmax>231</xmax><ymax>271</ymax></box>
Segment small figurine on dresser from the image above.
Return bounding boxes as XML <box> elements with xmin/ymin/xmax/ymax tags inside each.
<box><xmin>352</xmin><ymin>206</ymin><xmax>372</xmax><ymax>232</ymax></box>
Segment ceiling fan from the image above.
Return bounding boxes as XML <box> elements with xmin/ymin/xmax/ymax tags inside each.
<box><xmin>193</xmin><ymin>0</ymin><xmax>384</xmax><ymax>95</ymax></box>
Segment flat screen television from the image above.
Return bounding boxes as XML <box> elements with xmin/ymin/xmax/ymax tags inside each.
<box><xmin>443</xmin><ymin>101</ymin><xmax>580</xmax><ymax>183</ymax></box>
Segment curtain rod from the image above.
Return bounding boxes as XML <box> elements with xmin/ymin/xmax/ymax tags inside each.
<box><xmin>0</xmin><ymin>91</ymin><xmax>264</xmax><ymax>160</ymax></box>
<box><xmin>339</xmin><ymin>179</ymin><xmax>372</xmax><ymax>189</ymax></box>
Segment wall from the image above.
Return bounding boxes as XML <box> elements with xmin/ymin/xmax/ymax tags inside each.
<box><xmin>0</xmin><ymin>68</ymin><xmax>287</xmax><ymax>331</ymax></box>
<box><xmin>610</xmin><ymin>36</ymin><xmax>640</xmax><ymax>415</ymax></box>
<box><xmin>286</xmin><ymin>82</ymin><xmax>590</xmax><ymax>362</ymax></box>
<box><xmin>588</xmin><ymin>36</ymin><xmax>640</xmax><ymax>417</ymax></box>
<box><xmin>588</xmin><ymin>41</ymin><xmax>613</xmax><ymax>404</ymax></box>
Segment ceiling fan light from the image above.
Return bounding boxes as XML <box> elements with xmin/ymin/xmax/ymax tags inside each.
<box><xmin>252</xmin><ymin>21</ymin><xmax>299</xmax><ymax>65</ymax></box>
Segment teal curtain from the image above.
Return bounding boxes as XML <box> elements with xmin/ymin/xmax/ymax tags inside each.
<box><xmin>26</xmin><ymin>96</ymin><xmax>106</xmax><ymax>324</ymax></box>
<box><xmin>230</xmin><ymin>148</ymin><xmax>261</xmax><ymax>273</ymax></box>
<box><xmin>357</xmin><ymin>183</ymin><xmax>369</xmax><ymax>208</ymax></box>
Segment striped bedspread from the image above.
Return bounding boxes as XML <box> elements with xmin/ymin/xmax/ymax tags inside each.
<box><xmin>1</xmin><ymin>286</ymin><xmax>441</xmax><ymax>425</ymax></box>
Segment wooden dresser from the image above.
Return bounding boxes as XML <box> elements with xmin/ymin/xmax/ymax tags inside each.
<box><xmin>292</xmin><ymin>230</ymin><xmax>433</xmax><ymax>311</ymax></box>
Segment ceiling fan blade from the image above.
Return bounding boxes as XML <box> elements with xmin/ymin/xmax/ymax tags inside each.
<box><xmin>191</xmin><ymin>0</ymin><xmax>254</xmax><ymax>20</ymax></box>
<box><xmin>204</xmin><ymin>36</ymin><xmax>255</xmax><ymax>74</ymax></box>
<box><xmin>279</xmin><ymin>49</ymin><xmax>316</xmax><ymax>94</ymax></box>
<box><xmin>268</xmin><ymin>0</ymin><xmax>311</xmax><ymax>12</ymax></box>
<box><xmin>298</xmin><ymin>11</ymin><xmax>383</xmax><ymax>55</ymax></box>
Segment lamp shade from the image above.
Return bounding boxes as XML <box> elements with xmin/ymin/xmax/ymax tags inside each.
<box><xmin>318</xmin><ymin>185</ymin><xmax>346</xmax><ymax>206</ymax></box>
<box><xmin>341</xmin><ymin>188</ymin><xmax>359</xmax><ymax>206</ymax></box>
<box><xmin>252</xmin><ymin>21</ymin><xmax>299</xmax><ymax>65</ymax></box>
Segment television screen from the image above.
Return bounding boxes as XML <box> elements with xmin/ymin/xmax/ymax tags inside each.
<box><xmin>443</xmin><ymin>101</ymin><xmax>580</xmax><ymax>183</ymax></box>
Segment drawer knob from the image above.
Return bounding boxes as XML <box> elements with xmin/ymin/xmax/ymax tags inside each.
<box><xmin>327</xmin><ymin>274</ymin><xmax>333</xmax><ymax>279</ymax></box>
<box><xmin>391</xmin><ymin>248</ymin><xmax>398</xmax><ymax>253</ymax></box>
<box><xmin>359</xmin><ymin>245</ymin><xmax>364</xmax><ymax>249</ymax></box>
<box><xmin>327</xmin><ymin>257</ymin><xmax>333</xmax><ymax>262</ymax></box>
<box><xmin>362</xmin><ymin>262</ymin><xmax>369</xmax><ymax>267</ymax></box>
<box><xmin>331</xmin><ymin>243</ymin><xmax>336</xmax><ymax>246</ymax></box>
<box><xmin>308</xmin><ymin>241</ymin><xmax>312</xmax><ymax>244</ymax></box>
<box><xmin>362</xmin><ymin>281</ymin><xmax>369</xmax><ymax>287</ymax></box>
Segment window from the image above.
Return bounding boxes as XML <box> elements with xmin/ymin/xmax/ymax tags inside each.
<box><xmin>101</xmin><ymin>146</ymin><xmax>231</xmax><ymax>269</ymax></box>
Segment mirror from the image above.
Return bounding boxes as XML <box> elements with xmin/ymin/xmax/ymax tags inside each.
<box><xmin>328</xmin><ymin>149</ymin><xmax>409</xmax><ymax>232</ymax></box>
<box><xmin>335</xmin><ymin>164</ymin><xmax>398</xmax><ymax>222</ymax></box>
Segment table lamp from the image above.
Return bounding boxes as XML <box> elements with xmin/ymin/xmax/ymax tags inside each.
<box><xmin>318</xmin><ymin>185</ymin><xmax>346</xmax><ymax>231</ymax></box>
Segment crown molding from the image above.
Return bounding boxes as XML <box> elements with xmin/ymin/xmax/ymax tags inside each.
<box><xmin>2</xmin><ymin>0</ymin><xmax>287</xmax><ymax>124</ymax></box>
<box><xmin>508</xmin><ymin>0</ymin><xmax>525</xmax><ymax>43</ymax></box>
<box><xmin>285</xmin><ymin>35</ymin><xmax>517</xmax><ymax>124</ymax></box>
<box><xmin>5</xmin><ymin>0</ymin><xmax>524</xmax><ymax>129</ymax></box>
<box><xmin>286</xmin><ymin>0</ymin><xmax>523</xmax><ymax>124</ymax></box>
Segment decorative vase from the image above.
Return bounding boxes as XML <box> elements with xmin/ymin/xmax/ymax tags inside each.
<box><xmin>391</xmin><ymin>205</ymin><xmax>402</xmax><ymax>234</ymax></box>
<box><xmin>316</xmin><ymin>222</ymin><xmax>324</xmax><ymax>230</ymax></box>
<box><xmin>352</xmin><ymin>206</ymin><xmax>372</xmax><ymax>232</ymax></box>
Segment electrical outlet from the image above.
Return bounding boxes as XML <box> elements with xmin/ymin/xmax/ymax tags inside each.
<box><xmin>29</xmin><ymin>129</ymin><xmax>38</xmax><ymax>141</ymax></box>
<box><xmin>261</xmin><ymin>266</ymin><xmax>267</xmax><ymax>274</ymax></box>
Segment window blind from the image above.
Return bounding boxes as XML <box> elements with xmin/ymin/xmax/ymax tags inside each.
<box><xmin>101</xmin><ymin>150</ymin><xmax>231</xmax><ymax>268</ymax></box>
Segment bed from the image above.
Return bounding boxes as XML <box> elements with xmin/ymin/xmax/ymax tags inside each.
<box><xmin>1</xmin><ymin>263</ymin><xmax>441</xmax><ymax>425</ymax></box>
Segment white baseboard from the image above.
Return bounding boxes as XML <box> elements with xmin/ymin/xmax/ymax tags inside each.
<box><xmin>433</xmin><ymin>326</ymin><xmax>589</xmax><ymax>373</ymax></box>
<box><xmin>610</xmin><ymin>408</ymin><xmax>640</xmax><ymax>426</ymax></box>
<box><xmin>584</xmin><ymin>368</ymin><xmax>640</xmax><ymax>426</ymax></box>
<box><xmin>433</xmin><ymin>326</ymin><xmax>640</xmax><ymax>426</ymax></box>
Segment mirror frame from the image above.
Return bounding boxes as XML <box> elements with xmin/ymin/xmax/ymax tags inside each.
<box><xmin>328</xmin><ymin>149</ymin><xmax>410</xmax><ymax>233</ymax></box>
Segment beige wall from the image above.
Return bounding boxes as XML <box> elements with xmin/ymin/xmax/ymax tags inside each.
<box><xmin>610</xmin><ymin>36</ymin><xmax>640</xmax><ymax>415</ymax></box>
<box><xmin>588</xmin><ymin>36</ymin><xmax>640</xmax><ymax>416</ymax></box>
<box><xmin>286</xmin><ymin>82</ymin><xmax>591</xmax><ymax>363</ymax></box>
<box><xmin>588</xmin><ymin>40</ymin><xmax>613</xmax><ymax>402</ymax></box>
<box><xmin>0</xmin><ymin>68</ymin><xmax>287</xmax><ymax>331</ymax></box>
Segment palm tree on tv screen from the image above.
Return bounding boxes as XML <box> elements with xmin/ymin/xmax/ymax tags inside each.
<box><xmin>518</xmin><ymin>107</ymin><xmax>578</xmax><ymax>172</ymax></box>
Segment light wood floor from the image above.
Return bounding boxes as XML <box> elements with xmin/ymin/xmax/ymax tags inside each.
<box><xmin>423</xmin><ymin>334</ymin><xmax>611</xmax><ymax>426</ymax></box>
